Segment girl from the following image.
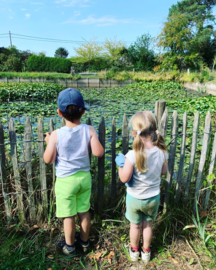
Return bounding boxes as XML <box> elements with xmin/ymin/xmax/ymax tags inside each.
<box><xmin>118</xmin><ymin>111</ymin><xmax>167</xmax><ymax>263</ymax></box>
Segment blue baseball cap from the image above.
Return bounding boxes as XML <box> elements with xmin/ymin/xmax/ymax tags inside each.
<box><xmin>57</xmin><ymin>88</ymin><xmax>89</xmax><ymax>113</ymax></box>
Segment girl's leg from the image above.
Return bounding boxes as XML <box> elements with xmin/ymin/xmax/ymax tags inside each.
<box><xmin>64</xmin><ymin>216</ymin><xmax>76</xmax><ymax>245</ymax></box>
<box><xmin>77</xmin><ymin>211</ymin><xmax>91</xmax><ymax>242</ymax></box>
<box><xmin>142</xmin><ymin>220</ymin><xmax>152</xmax><ymax>252</ymax></box>
<box><xmin>130</xmin><ymin>222</ymin><xmax>141</xmax><ymax>248</ymax></box>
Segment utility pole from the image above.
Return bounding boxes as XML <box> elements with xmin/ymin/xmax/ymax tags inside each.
<box><xmin>9</xmin><ymin>31</ymin><xmax>12</xmax><ymax>48</ymax></box>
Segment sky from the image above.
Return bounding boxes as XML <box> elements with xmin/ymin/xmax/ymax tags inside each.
<box><xmin>0</xmin><ymin>0</ymin><xmax>184</xmax><ymax>57</ymax></box>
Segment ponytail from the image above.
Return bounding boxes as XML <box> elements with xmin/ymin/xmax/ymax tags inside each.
<box><xmin>153</xmin><ymin>133</ymin><xmax>167</xmax><ymax>151</ymax></box>
<box><xmin>133</xmin><ymin>134</ymin><xmax>148</xmax><ymax>173</ymax></box>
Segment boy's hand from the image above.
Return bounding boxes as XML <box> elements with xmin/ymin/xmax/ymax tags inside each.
<box><xmin>45</xmin><ymin>132</ymin><xmax>51</xmax><ymax>144</ymax></box>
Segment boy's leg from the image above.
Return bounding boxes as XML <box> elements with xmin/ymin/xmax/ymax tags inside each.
<box><xmin>64</xmin><ymin>216</ymin><xmax>76</xmax><ymax>245</ymax></box>
<box><xmin>130</xmin><ymin>222</ymin><xmax>141</xmax><ymax>248</ymax></box>
<box><xmin>77</xmin><ymin>211</ymin><xmax>91</xmax><ymax>242</ymax></box>
<box><xmin>142</xmin><ymin>220</ymin><xmax>152</xmax><ymax>251</ymax></box>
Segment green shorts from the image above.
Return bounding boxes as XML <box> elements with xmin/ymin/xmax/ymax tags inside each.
<box><xmin>125</xmin><ymin>193</ymin><xmax>160</xmax><ymax>224</ymax></box>
<box><xmin>55</xmin><ymin>171</ymin><xmax>91</xmax><ymax>218</ymax></box>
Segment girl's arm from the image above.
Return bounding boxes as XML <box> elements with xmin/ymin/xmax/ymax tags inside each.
<box><xmin>89</xmin><ymin>126</ymin><xmax>104</xmax><ymax>157</ymax></box>
<box><xmin>161</xmin><ymin>161</ymin><xmax>168</xmax><ymax>175</ymax></box>
<box><xmin>43</xmin><ymin>131</ymin><xmax>57</xmax><ymax>164</ymax></box>
<box><xmin>119</xmin><ymin>158</ymin><xmax>134</xmax><ymax>183</ymax></box>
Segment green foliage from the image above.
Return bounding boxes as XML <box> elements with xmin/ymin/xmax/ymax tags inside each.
<box><xmin>158</xmin><ymin>0</ymin><xmax>216</xmax><ymax>70</ymax></box>
<box><xmin>126</xmin><ymin>34</ymin><xmax>156</xmax><ymax>71</ymax></box>
<box><xmin>0</xmin><ymin>46</ymin><xmax>32</xmax><ymax>72</ymax></box>
<box><xmin>71</xmin><ymin>56</ymin><xmax>111</xmax><ymax>72</ymax></box>
<box><xmin>54</xmin><ymin>47</ymin><xmax>69</xmax><ymax>58</ymax></box>
<box><xmin>27</xmin><ymin>55</ymin><xmax>71</xmax><ymax>73</ymax></box>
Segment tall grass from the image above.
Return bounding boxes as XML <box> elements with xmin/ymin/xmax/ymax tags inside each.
<box><xmin>1</xmin><ymin>70</ymin><xmax>216</xmax><ymax>83</ymax></box>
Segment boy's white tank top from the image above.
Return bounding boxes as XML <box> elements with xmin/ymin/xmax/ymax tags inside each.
<box><xmin>55</xmin><ymin>124</ymin><xmax>90</xmax><ymax>178</ymax></box>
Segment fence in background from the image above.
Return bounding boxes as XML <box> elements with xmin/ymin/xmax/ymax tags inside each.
<box><xmin>0</xmin><ymin>77</ymin><xmax>133</xmax><ymax>88</ymax></box>
<box><xmin>0</xmin><ymin>100</ymin><xmax>215</xmax><ymax>223</ymax></box>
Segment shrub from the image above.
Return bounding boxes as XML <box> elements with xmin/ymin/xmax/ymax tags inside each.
<box><xmin>27</xmin><ymin>55</ymin><xmax>71</xmax><ymax>73</ymax></box>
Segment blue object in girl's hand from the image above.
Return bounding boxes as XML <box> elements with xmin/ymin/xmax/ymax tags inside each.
<box><xmin>115</xmin><ymin>153</ymin><xmax>133</xmax><ymax>187</ymax></box>
<box><xmin>115</xmin><ymin>153</ymin><xmax>125</xmax><ymax>167</ymax></box>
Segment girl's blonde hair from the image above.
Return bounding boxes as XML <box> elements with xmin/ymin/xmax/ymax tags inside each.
<box><xmin>130</xmin><ymin>111</ymin><xmax>167</xmax><ymax>173</ymax></box>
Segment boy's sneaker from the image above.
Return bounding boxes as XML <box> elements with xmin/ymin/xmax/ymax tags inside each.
<box><xmin>141</xmin><ymin>249</ymin><xmax>151</xmax><ymax>263</ymax></box>
<box><xmin>55</xmin><ymin>239</ymin><xmax>75</xmax><ymax>255</ymax></box>
<box><xmin>129</xmin><ymin>247</ymin><xmax>140</xmax><ymax>262</ymax></box>
<box><xmin>75</xmin><ymin>232</ymin><xmax>89</xmax><ymax>253</ymax></box>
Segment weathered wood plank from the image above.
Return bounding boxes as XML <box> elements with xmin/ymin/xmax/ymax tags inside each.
<box><xmin>98</xmin><ymin>117</ymin><xmax>105</xmax><ymax>214</ymax></box>
<box><xmin>163</xmin><ymin>110</ymin><xmax>178</xmax><ymax>213</ymax></box>
<box><xmin>204</xmin><ymin>130</ymin><xmax>216</xmax><ymax>210</ymax></box>
<box><xmin>122</xmin><ymin>114</ymin><xmax>129</xmax><ymax>155</ymax></box>
<box><xmin>62</xmin><ymin>118</ymin><xmax>66</xmax><ymax>127</ymax></box>
<box><xmin>111</xmin><ymin>117</ymin><xmax>116</xmax><ymax>201</ymax></box>
<box><xmin>9</xmin><ymin>119</ymin><xmax>25</xmax><ymax>222</ymax></box>
<box><xmin>0</xmin><ymin>121</ymin><xmax>11</xmax><ymax>221</ymax></box>
<box><xmin>155</xmin><ymin>100</ymin><xmax>166</xmax><ymax>128</ymax></box>
<box><xmin>24</xmin><ymin>118</ymin><xmax>36</xmax><ymax>220</ymax></box>
<box><xmin>194</xmin><ymin>112</ymin><xmax>211</xmax><ymax>213</ymax></box>
<box><xmin>159</xmin><ymin>108</ymin><xmax>168</xmax><ymax>139</ymax></box>
<box><xmin>175</xmin><ymin>112</ymin><xmax>187</xmax><ymax>203</ymax></box>
<box><xmin>50</xmin><ymin>118</ymin><xmax>56</xmax><ymax>189</ymax></box>
<box><xmin>87</xmin><ymin>118</ymin><xmax>92</xmax><ymax>165</ymax></box>
<box><xmin>38</xmin><ymin>118</ymin><xmax>48</xmax><ymax>220</ymax></box>
<box><xmin>184</xmin><ymin>111</ymin><xmax>199</xmax><ymax>201</ymax></box>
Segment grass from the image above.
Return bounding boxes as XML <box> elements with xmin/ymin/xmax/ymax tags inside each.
<box><xmin>1</xmin><ymin>69</ymin><xmax>216</xmax><ymax>83</ymax></box>
<box><xmin>0</xmin><ymin>199</ymin><xmax>216</xmax><ymax>270</ymax></box>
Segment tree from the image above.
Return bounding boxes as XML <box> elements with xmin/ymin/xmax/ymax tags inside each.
<box><xmin>74</xmin><ymin>38</ymin><xmax>103</xmax><ymax>60</ymax></box>
<box><xmin>157</xmin><ymin>0</ymin><xmax>216</xmax><ymax>70</ymax></box>
<box><xmin>54</xmin><ymin>47</ymin><xmax>69</xmax><ymax>58</ymax></box>
<box><xmin>126</xmin><ymin>34</ymin><xmax>155</xmax><ymax>71</ymax></box>
<box><xmin>103</xmin><ymin>37</ymin><xmax>125</xmax><ymax>61</ymax></box>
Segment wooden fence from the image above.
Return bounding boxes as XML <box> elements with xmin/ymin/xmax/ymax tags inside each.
<box><xmin>0</xmin><ymin>100</ymin><xmax>215</xmax><ymax>223</ymax></box>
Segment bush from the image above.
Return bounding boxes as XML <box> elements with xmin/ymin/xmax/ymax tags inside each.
<box><xmin>27</xmin><ymin>55</ymin><xmax>71</xmax><ymax>73</ymax></box>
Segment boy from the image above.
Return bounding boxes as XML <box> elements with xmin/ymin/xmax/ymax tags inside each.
<box><xmin>44</xmin><ymin>88</ymin><xmax>104</xmax><ymax>255</ymax></box>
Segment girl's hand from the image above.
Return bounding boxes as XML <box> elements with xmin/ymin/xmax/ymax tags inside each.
<box><xmin>45</xmin><ymin>132</ymin><xmax>51</xmax><ymax>144</ymax></box>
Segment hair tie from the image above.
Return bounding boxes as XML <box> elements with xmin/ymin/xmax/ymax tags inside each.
<box><xmin>137</xmin><ymin>130</ymin><xmax>141</xmax><ymax>135</ymax></box>
<box><xmin>155</xmin><ymin>130</ymin><xmax>159</xmax><ymax>135</ymax></box>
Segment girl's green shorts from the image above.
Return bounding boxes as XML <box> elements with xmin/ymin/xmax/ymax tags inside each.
<box><xmin>126</xmin><ymin>193</ymin><xmax>160</xmax><ymax>224</ymax></box>
<box><xmin>55</xmin><ymin>171</ymin><xmax>91</xmax><ymax>218</ymax></box>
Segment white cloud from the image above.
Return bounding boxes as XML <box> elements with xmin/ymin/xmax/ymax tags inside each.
<box><xmin>30</xmin><ymin>2</ymin><xmax>44</xmax><ymax>5</ymax></box>
<box><xmin>62</xmin><ymin>15</ymin><xmax>141</xmax><ymax>26</ymax></box>
<box><xmin>55</xmin><ymin>0</ymin><xmax>90</xmax><ymax>7</ymax></box>
<box><xmin>74</xmin><ymin>10</ymin><xmax>80</xmax><ymax>17</ymax></box>
<box><xmin>25</xmin><ymin>13</ymin><xmax>31</xmax><ymax>19</ymax></box>
<box><xmin>8</xmin><ymin>9</ymin><xmax>12</xmax><ymax>11</ymax></box>
<box><xmin>9</xmin><ymin>16</ymin><xmax>13</xmax><ymax>19</ymax></box>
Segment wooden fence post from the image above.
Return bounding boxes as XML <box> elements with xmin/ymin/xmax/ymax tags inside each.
<box><xmin>9</xmin><ymin>119</ymin><xmax>25</xmax><ymax>222</ymax></box>
<box><xmin>38</xmin><ymin>118</ymin><xmax>48</xmax><ymax>220</ymax></box>
<box><xmin>204</xmin><ymin>129</ymin><xmax>216</xmax><ymax>210</ymax></box>
<box><xmin>98</xmin><ymin>117</ymin><xmax>105</xmax><ymax>214</ymax></box>
<box><xmin>24</xmin><ymin>118</ymin><xmax>36</xmax><ymax>220</ymax></box>
<box><xmin>0</xmin><ymin>121</ymin><xmax>11</xmax><ymax>222</ymax></box>
<box><xmin>122</xmin><ymin>114</ymin><xmax>129</xmax><ymax>155</ymax></box>
<box><xmin>163</xmin><ymin>110</ymin><xmax>178</xmax><ymax>213</ymax></box>
<box><xmin>87</xmin><ymin>118</ymin><xmax>92</xmax><ymax>165</ymax></box>
<box><xmin>111</xmin><ymin>117</ymin><xmax>116</xmax><ymax>201</ymax></box>
<box><xmin>159</xmin><ymin>108</ymin><xmax>168</xmax><ymax>138</ymax></box>
<box><xmin>175</xmin><ymin>112</ymin><xmax>187</xmax><ymax>203</ymax></box>
<box><xmin>184</xmin><ymin>111</ymin><xmax>199</xmax><ymax>201</ymax></box>
<box><xmin>62</xmin><ymin>118</ymin><xmax>66</xmax><ymax>127</ymax></box>
<box><xmin>194</xmin><ymin>112</ymin><xmax>211</xmax><ymax>213</ymax></box>
<box><xmin>50</xmin><ymin>119</ymin><xmax>55</xmax><ymax>187</ymax></box>
<box><xmin>155</xmin><ymin>100</ymin><xmax>166</xmax><ymax>128</ymax></box>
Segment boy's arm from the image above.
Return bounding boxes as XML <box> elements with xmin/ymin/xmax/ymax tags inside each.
<box><xmin>89</xmin><ymin>126</ymin><xmax>104</xmax><ymax>157</ymax></box>
<box><xmin>119</xmin><ymin>158</ymin><xmax>133</xmax><ymax>183</ymax></box>
<box><xmin>43</xmin><ymin>130</ymin><xmax>57</xmax><ymax>164</ymax></box>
